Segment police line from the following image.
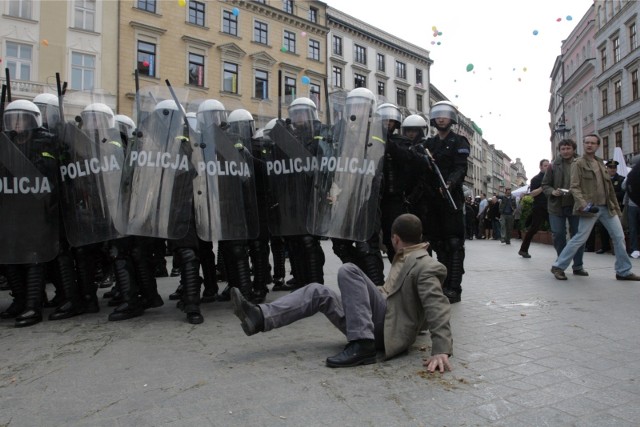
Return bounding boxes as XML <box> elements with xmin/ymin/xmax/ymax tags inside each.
<box><xmin>266</xmin><ymin>156</ymin><xmax>377</xmax><ymax>176</ymax></box>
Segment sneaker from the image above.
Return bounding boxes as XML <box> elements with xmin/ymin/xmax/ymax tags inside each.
<box><xmin>631</xmin><ymin>251</ymin><xmax>640</xmax><ymax>259</ymax></box>
<box><xmin>572</xmin><ymin>269</ymin><xmax>589</xmax><ymax>276</ymax></box>
<box><xmin>615</xmin><ymin>273</ymin><xmax>640</xmax><ymax>281</ymax></box>
<box><xmin>550</xmin><ymin>266</ymin><xmax>567</xmax><ymax>280</ymax></box>
<box><xmin>518</xmin><ymin>250</ymin><xmax>531</xmax><ymax>258</ymax></box>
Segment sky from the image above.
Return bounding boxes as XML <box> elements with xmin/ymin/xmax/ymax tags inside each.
<box><xmin>325</xmin><ymin>0</ymin><xmax>594</xmax><ymax>183</ymax></box>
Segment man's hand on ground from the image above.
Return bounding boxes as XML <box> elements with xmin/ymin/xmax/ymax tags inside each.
<box><xmin>423</xmin><ymin>354</ymin><xmax>452</xmax><ymax>373</ymax></box>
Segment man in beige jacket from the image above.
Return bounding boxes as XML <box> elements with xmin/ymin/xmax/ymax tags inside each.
<box><xmin>231</xmin><ymin>213</ymin><xmax>453</xmax><ymax>370</ymax></box>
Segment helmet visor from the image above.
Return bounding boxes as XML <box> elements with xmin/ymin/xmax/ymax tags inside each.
<box><xmin>4</xmin><ymin>110</ymin><xmax>39</xmax><ymax>132</ymax></box>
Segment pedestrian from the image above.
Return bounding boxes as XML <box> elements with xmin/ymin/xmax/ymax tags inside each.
<box><xmin>498</xmin><ymin>188</ymin><xmax>517</xmax><ymax>244</ymax></box>
<box><xmin>542</xmin><ymin>139</ymin><xmax>588</xmax><ymax>275</ymax></box>
<box><xmin>550</xmin><ymin>134</ymin><xmax>640</xmax><ymax>281</ymax></box>
<box><xmin>518</xmin><ymin>159</ymin><xmax>550</xmax><ymax>258</ymax></box>
<box><xmin>592</xmin><ymin>159</ymin><xmax>626</xmax><ymax>254</ymax></box>
<box><xmin>230</xmin><ymin>213</ymin><xmax>453</xmax><ymax>371</ymax></box>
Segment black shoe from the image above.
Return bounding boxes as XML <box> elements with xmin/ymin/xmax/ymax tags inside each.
<box><xmin>616</xmin><ymin>273</ymin><xmax>640</xmax><ymax>281</ymax></box>
<box><xmin>108</xmin><ymin>302</ymin><xmax>144</xmax><ymax>321</ymax></box>
<box><xmin>15</xmin><ymin>309</ymin><xmax>42</xmax><ymax>328</ymax></box>
<box><xmin>217</xmin><ymin>285</ymin><xmax>231</xmax><ymax>302</ymax></box>
<box><xmin>169</xmin><ymin>284</ymin><xmax>183</xmax><ymax>301</ymax></box>
<box><xmin>550</xmin><ymin>266</ymin><xmax>567</xmax><ymax>280</ymax></box>
<box><xmin>518</xmin><ymin>250</ymin><xmax>531</xmax><ymax>258</ymax></box>
<box><xmin>326</xmin><ymin>339</ymin><xmax>377</xmax><ymax>368</ymax></box>
<box><xmin>107</xmin><ymin>294</ymin><xmax>124</xmax><ymax>307</ymax></box>
<box><xmin>230</xmin><ymin>288</ymin><xmax>264</xmax><ymax>336</ymax></box>
<box><xmin>186</xmin><ymin>311</ymin><xmax>204</xmax><ymax>325</ymax></box>
<box><xmin>443</xmin><ymin>288</ymin><xmax>461</xmax><ymax>304</ymax></box>
<box><xmin>572</xmin><ymin>269</ymin><xmax>589</xmax><ymax>276</ymax></box>
<box><xmin>201</xmin><ymin>288</ymin><xmax>217</xmax><ymax>303</ymax></box>
<box><xmin>250</xmin><ymin>287</ymin><xmax>268</xmax><ymax>304</ymax></box>
<box><xmin>48</xmin><ymin>301</ymin><xmax>84</xmax><ymax>321</ymax></box>
<box><xmin>0</xmin><ymin>301</ymin><xmax>25</xmax><ymax>319</ymax></box>
<box><xmin>170</xmin><ymin>268</ymin><xmax>181</xmax><ymax>277</ymax></box>
<box><xmin>271</xmin><ymin>278</ymin><xmax>286</xmax><ymax>291</ymax></box>
<box><xmin>595</xmin><ymin>249</ymin><xmax>606</xmax><ymax>254</ymax></box>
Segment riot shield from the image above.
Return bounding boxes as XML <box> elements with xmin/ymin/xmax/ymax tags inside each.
<box><xmin>116</xmin><ymin>86</ymin><xmax>193</xmax><ymax>239</ymax></box>
<box><xmin>307</xmin><ymin>92</ymin><xmax>386</xmax><ymax>241</ymax></box>
<box><xmin>191</xmin><ymin>123</ymin><xmax>259</xmax><ymax>241</ymax></box>
<box><xmin>264</xmin><ymin>122</ymin><xmax>317</xmax><ymax>236</ymax></box>
<box><xmin>0</xmin><ymin>132</ymin><xmax>60</xmax><ymax>263</ymax></box>
<box><xmin>58</xmin><ymin>122</ymin><xmax>125</xmax><ymax>246</ymax></box>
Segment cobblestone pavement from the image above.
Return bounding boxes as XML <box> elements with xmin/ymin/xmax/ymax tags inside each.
<box><xmin>1</xmin><ymin>238</ymin><xmax>640</xmax><ymax>426</ymax></box>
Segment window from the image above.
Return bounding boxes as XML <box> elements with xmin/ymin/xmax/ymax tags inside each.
<box><xmin>223</xmin><ymin>10</ymin><xmax>237</xmax><ymax>36</ymax></box>
<box><xmin>284</xmin><ymin>76</ymin><xmax>296</xmax><ymax>103</ymax></box>
<box><xmin>376</xmin><ymin>54</ymin><xmax>385</xmax><ymax>72</ymax></box>
<box><xmin>630</xmin><ymin>23</ymin><xmax>638</xmax><ymax>51</ymax></box>
<box><xmin>601</xmin><ymin>47</ymin><xmax>607</xmax><ymax>70</ymax></box>
<box><xmin>284</xmin><ymin>30</ymin><xmax>296</xmax><ymax>53</ymax></box>
<box><xmin>633</xmin><ymin>124</ymin><xmax>639</xmax><ymax>153</ymax></box>
<box><xmin>395</xmin><ymin>61</ymin><xmax>406</xmax><ymax>79</ymax></box>
<box><xmin>188</xmin><ymin>1</ymin><xmax>205</xmax><ymax>26</ymax></box>
<box><xmin>603</xmin><ymin>136</ymin><xmax>609</xmax><ymax>159</ymax></box>
<box><xmin>354</xmin><ymin>44</ymin><xmax>367</xmax><ymax>65</ymax></box>
<box><xmin>223</xmin><ymin>62</ymin><xmax>238</xmax><ymax>93</ymax></box>
<box><xmin>74</xmin><ymin>0</ymin><xmax>96</xmax><ymax>32</ymax></box>
<box><xmin>332</xmin><ymin>66</ymin><xmax>342</xmax><ymax>88</ymax></box>
<box><xmin>308</xmin><ymin>39</ymin><xmax>320</xmax><ymax>61</ymax></box>
<box><xmin>254</xmin><ymin>20</ymin><xmax>268</xmax><ymax>45</ymax></box>
<box><xmin>354</xmin><ymin>74</ymin><xmax>366</xmax><ymax>88</ymax></box>
<box><xmin>71</xmin><ymin>52</ymin><xmax>95</xmax><ymax>90</ymax></box>
<box><xmin>310</xmin><ymin>83</ymin><xmax>320</xmax><ymax>111</ymax></box>
<box><xmin>6</xmin><ymin>42</ymin><xmax>32</xmax><ymax>81</ymax></box>
<box><xmin>188</xmin><ymin>52</ymin><xmax>205</xmax><ymax>86</ymax></box>
<box><xmin>332</xmin><ymin>35</ymin><xmax>342</xmax><ymax>56</ymax></box>
<box><xmin>632</xmin><ymin>70</ymin><xmax>638</xmax><ymax>101</ymax></box>
<box><xmin>615</xmin><ymin>80</ymin><xmax>622</xmax><ymax>109</ymax></box>
<box><xmin>8</xmin><ymin>0</ymin><xmax>32</xmax><ymax>19</ymax></box>
<box><xmin>416</xmin><ymin>94</ymin><xmax>423</xmax><ymax>111</ymax></box>
<box><xmin>255</xmin><ymin>69</ymin><xmax>268</xmax><ymax>99</ymax></box>
<box><xmin>615</xmin><ymin>131</ymin><xmax>622</xmax><ymax>148</ymax></box>
<box><xmin>377</xmin><ymin>81</ymin><xmax>385</xmax><ymax>96</ymax></box>
<box><xmin>416</xmin><ymin>69</ymin><xmax>423</xmax><ymax>86</ymax></box>
<box><xmin>309</xmin><ymin>6</ymin><xmax>317</xmax><ymax>23</ymax></box>
<box><xmin>613</xmin><ymin>37</ymin><xmax>620</xmax><ymax>63</ymax></box>
<box><xmin>602</xmin><ymin>88</ymin><xmax>608</xmax><ymax>115</ymax></box>
<box><xmin>137</xmin><ymin>0</ymin><xmax>156</xmax><ymax>13</ymax></box>
<box><xmin>137</xmin><ymin>41</ymin><xmax>156</xmax><ymax>77</ymax></box>
<box><xmin>283</xmin><ymin>0</ymin><xmax>293</xmax><ymax>14</ymax></box>
<box><xmin>396</xmin><ymin>88</ymin><xmax>406</xmax><ymax>107</ymax></box>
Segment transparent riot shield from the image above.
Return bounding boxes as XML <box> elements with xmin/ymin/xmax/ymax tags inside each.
<box><xmin>0</xmin><ymin>132</ymin><xmax>60</xmax><ymax>263</ymax></box>
<box><xmin>191</xmin><ymin>122</ymin><xmax>259</xmax><ymax>241</ymax></box>
<box><xmin>116</xmin><ymin>85</ymin><xmax>193</xmax><ymax>239</ymax></box>
<box><xmin>307</xmin><ymin>90</ymin><xmax>386</xmax><ymax>241</ymax></box>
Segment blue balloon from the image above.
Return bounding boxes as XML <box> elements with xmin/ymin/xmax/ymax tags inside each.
<box><xmin>232</xmin><ymin>7</ymin><xmax>239</xmax><ymax>16</ymax></box>
<box><xmin>533</xmin><ymin>30</ymin><xmax>539</xmax><ymax>36</ymax></box>
<box><xmin>301</xmin><ymin>76</ymin><xmax>310</xmax><ymax>85</ymax></box>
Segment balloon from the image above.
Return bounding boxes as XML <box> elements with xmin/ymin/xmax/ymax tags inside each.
<box><xmin>533</xmin><ymin>30</ymin><xmax>539</xmax><ymax>36</ymax></box>
<box><xmin>556</xmin><ymin>17</ymin><xmax>562</xmax><ymax>22</ymax></box>
<box><xmin>232</xmin><ymin>7</ymin><xmax>239</xmax><ymax>16</ymax></box>
<box><xmin>430</xmin><ymin>41</ymin><xmax>436</xmax><ymax>45</ymax></box>
<box><xmin>301</xmin><ymin>76</ymin><xmax>310</xmax><ymax>85</ymax></box>
<box><xmin>143</xmin><ymin>60</ymin><xmax>150</xmax><ymax>67</ymax></box>
<box><xmin>523</xmin><ymin>67</ymin><xmax>527</xmax><ymax>72</ymax></box>
<box><xmin>466</xmin><ymin>63</ymin><xmax>474</xmax><ymax>72</ymax></box>
<box><xmin>433</xmin><ymin>32</ymin><xmax>438</xmax><ymax>37</ymax></box>
<box><xmin>301</xmin><ymin>31</ymin><xmax>306</xmax><ymax>37</ymax></box>
<box><xmin>518</xmin><ymin>78</ymin><xmax>522</xmax><ymax>82</ymax></box>
<box><xmin>431</xmin><ymin>26</ymin><xmax>437</xmax><ymax>32</ymax></box>
<box><xmin>41</xmin><ymin>39</ymin><xmax>49</xmax><ymax>46</ymax></box>
<box><xmin>437</xmin><ymin>41</ymin><xmax>441</xmax><ymax>45</ymax></box>
<box><xmin>281</xmin><ymin>46</ymin><xmax>287</xmax><ymax>52</ymax></box>
<box><xmin>178</xmin><ymin>0</ymin><xmax>186</xmax><ymax>6</ymax></box>
<box><xmin>438</xmin><ymin>31</ymin><xmax>442</xmax><ymax>36</ymax></box>
<box><xmin>567</xmin><ymin>15</ymin><xmax>573</xmax><ymax>21</ymax></box>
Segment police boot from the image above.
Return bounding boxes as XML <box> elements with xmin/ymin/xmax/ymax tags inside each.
<box><xmin>108</xmin><ymin>258</ymin><xmax>144</xmax><ymax>321</ymax></box>
<box><xmin>169</xmin><ymin>283</ymin><xmax>183</xmax><ymax>301</ymax></box>
<box><xmin>132</xmin><ymin>245</ymin><xmax>164</xmax><ymax>310</ymax></box>
<box><xmin>302</xmin><ymin>235</ymin><xmax>324</xmax><ymax>285</ymax></box>
<box><xmin>0</xmin><ymin>266</ymin><xmax>26</xmax><ymax>319</ymax></box>
<box><xmin>270</xmin><ymin>236</ymin><xmax>286</xmax><ymax>291</ymax></box>
<box><xmin>49</xmin><ymin>252</ymin><xmax>84</xmax><ymax>320</ymax></box>
<box><xmin>200</xmin><ymin>244</ymin><xmax>218</xmax><ymax>303</ymax></box>
<box><xmin>281</xmin><ymin>238</ymin><xmax>304</xmax><ymax>291</ymax></box>
<box><xmin>228</xmin><ymin>241</ymin><xmax>253</xmax><ymax>298</ymax></box>
<box><xmin>15</xmin><ymin>265</ymin><xmax>45</xmax><ymax>327</ymax></box>
<box><xmin>216</xmin><ymin>246</ymin><xmax>228</xmax><ymax>283</ymax></box>
<box><xmin>178</xmin><ymin>248</ymin><xmax>204</xmax><ymax>324</ymax></box>
<box><xmin>75</xmin><ymin>246</ymin><xmax>100</xmax><ymax>313</ymax></box>
<box><xmin>248</xmin><ymin>240</ymin><xmax>269</xmax><ymax>304</ymax></box>
<box><xmin>354</xmin><ymin>242</ymin><xmax>385</xmax><ymax>287</ymax></box>
<box><xmin>443</xmin><ymin>239</ymin><xmax>465</xmax><ymax>304</ymax></box>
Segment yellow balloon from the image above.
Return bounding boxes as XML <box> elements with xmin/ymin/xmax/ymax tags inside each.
<box><xmin>41</xmin><ymin>39</ymin><xmax>49</xmax><ymax>46</ymax></box>
<box><xmin>178</xmin><ymin>0</ymin><xmax>186</xmax><ymax>6</ymax></box>
<box><xmin>431</xmin><ymin>26</ymin><xmax>437</xmax><ymax>32</ymax></box>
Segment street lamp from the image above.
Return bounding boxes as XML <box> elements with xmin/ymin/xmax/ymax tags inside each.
<box><xmin>554</xmin><ymin>115</ymin><xmax>571</xmax><ymax>140</ymax></box>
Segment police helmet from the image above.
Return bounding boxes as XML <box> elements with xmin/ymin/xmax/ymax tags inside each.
<box><xmin>4</xmin><ymin>99</ymin><xmax>43</xmax><ymax>132</ymax></box>
<box><xmin>430</xmin><ymin>101</ymin><xmax>458</xmax><ymax>125</ymax></box>
<box><xmin>288</xmin><ymin>97</ymin><xmax>319</xmax><ymax>123</ymax></box>
<box><xmin>345</xmin><ymin>87</ymin><xmax>376</xmax><ymax>120</ymax></box>
<box><xmin>115</xmin><ymin>114</ymin><xmax>135</xmax><ymax>139</ymax></box>
<box><xmin>33</xmin><ymin>93</ymin><xmax>60</xmax><ymax>128</ymax></box>
<box><xmin>197</xmin><ymin>99</ymin><xmax>227</xmax><ymax>129</ymax></box>
<box><xmin>227</xmin><ymin>109</ymin><xmax>255</xmax><ymax>142</ymax></box>
<box><xmin>82</xmin><ymin>103</ymin><xmax>116</xmax><ymax>131</ymax></box>
<box><xmin>401</xmin><ymin>114</ymin><xmax>428</xmax><ymax>138</ymax></box>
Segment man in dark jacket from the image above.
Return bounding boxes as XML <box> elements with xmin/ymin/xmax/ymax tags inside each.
<box><xmin>518</xmin><ymin>159</ymin><xmax>550</xmax><ymax>258</ymax></box>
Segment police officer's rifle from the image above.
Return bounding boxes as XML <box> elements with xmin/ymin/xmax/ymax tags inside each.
<box><xmin>416</xmin><ymin>145</ymin><xmax>457</xmax><ymax>211</ymax></box>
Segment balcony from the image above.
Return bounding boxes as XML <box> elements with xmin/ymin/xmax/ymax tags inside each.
<box><xmin>0</xmin><ymin>78</ymin><xmax>49</xmax><ymax>100</ymax></box>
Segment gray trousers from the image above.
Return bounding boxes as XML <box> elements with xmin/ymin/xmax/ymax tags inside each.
<box><xmin>259</xmin><ymin>263</ymin><xmax>386</xmax><ymax>347</ymax></box>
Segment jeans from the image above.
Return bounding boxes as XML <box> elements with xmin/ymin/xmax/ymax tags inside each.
<box><xmin>548</xmin><ymin>207</ymin><xmax>584</xmax><ymax>271</ymax></box>
<box><xmin>500</xmin><ymin>214</ymin><xmax>514</xmax><ymax>243</ymax></box>
<box><xmin>553</xmin><ymin>206</ymin><xmax>632</xmax><ymax>276</ymax></box>
<box><xmin>627</xmin><ymin>205</ymin><xmax>640</xmax><ymax>253</ymax></box>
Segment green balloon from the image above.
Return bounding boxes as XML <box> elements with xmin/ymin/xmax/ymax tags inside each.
<box><xmin>466</xmin><ymin>63</ymin><xmax>474</xmax><ymax>72</ymax></box>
